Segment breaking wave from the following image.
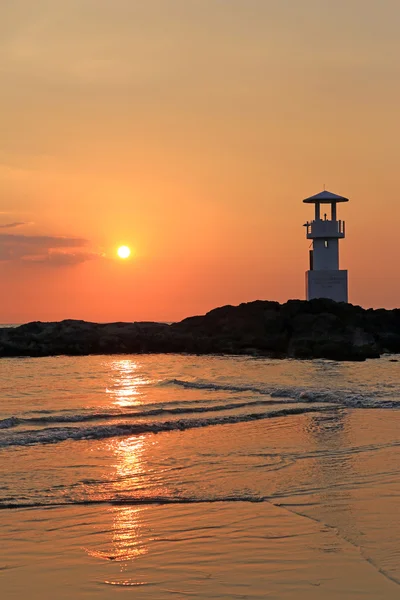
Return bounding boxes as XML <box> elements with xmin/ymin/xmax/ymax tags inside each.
<box><xmin>0</xmin><ymin>494</ymin><xmax>267</xmax><ymax>510</ymax></box>
<box><xmin>1</xmin><ymin>379</ymin><xmax>399</xmax><ymax>437</ymax></box>
<box><xmin>0</xmin><ymin>398</ymin><xmax>305</xmax><ymax>430</ymax></box>
<box><xmin>0</xmin><ymin>406</ymin><xmax>331</xmax><ymax>448</ymax></box>
<box><xmin>0</xmin><ymin>417</ymin><xmax>19</xmax><ymax>430</ymax></box>
<box><xmin>166</xmin><ymin>379</ymin><xmax>400</xmax><ymax>409</ymax></box>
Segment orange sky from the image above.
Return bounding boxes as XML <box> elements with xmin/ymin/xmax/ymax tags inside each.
<box><xmin>1</xmin><ymin>1</ymin><xmax>400</xmax><ymax>323</ymax></box>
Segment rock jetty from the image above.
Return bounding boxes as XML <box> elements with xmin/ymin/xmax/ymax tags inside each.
<box><xmin>1</xmin><ymin>299</ymin><xmax>399</xmax><ymax>361</ymax></box>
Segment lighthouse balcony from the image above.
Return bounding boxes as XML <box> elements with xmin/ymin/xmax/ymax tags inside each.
<box><xmin>305</xmin><ymin>219</ymin><xmax>345</xmax><ymax>239</ymax></box>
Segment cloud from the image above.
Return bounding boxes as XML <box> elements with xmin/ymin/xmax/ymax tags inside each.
<box><xmin>0</xmin><ymin>233</ymin><xmax>101</xmax><ymax>266</ymax></box>
<box><xmin>0</xmin><ymin>233</ymin><xmax>88</xmax><ymax>248</ymax></box>
<box><xmin>0</xmin><ymin>221</ymin><xmax>31</xmax><ymax>229</ymax></box>
<box><xmin>27</xmin><ymin>251</ymin><xmax>103</xmax><ymax>267</ymax></box>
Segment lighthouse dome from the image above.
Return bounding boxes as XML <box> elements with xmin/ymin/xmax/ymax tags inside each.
<box><xmin>303</xmin><ymin>190</ymin><xmax>349</xmax><ymax>204</ymax></box>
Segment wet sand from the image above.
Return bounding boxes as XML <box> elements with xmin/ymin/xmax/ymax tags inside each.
<box><xmin>1</xmin><ymin>495</ymin><xmax>399</xmax><ymax>599</ymax></box>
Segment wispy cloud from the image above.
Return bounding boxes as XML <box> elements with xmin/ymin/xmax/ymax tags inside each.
<box><xmin>27</xmin><ymin>251</ymin><xmax>102</xmax><ymax>267</ymax></box>
<box><xmin>0</xmin><ymin>233</ymin><xmax>102</xmax><ymax>266</ymax></box>
<box><xmin>0</xmin><ymin>221</ymin><xmax>31</xmax><ymax>229</ymax></box>
<box><xmin>0</xmin><ymin>233</ymin><xmax>88</xmax><ymax>248</ymax></box>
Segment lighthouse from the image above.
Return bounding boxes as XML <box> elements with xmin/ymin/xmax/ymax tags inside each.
<box><xmin>303</xmin><ymin>190</ymin><xmax>349</xmax><ymax>303</ymax></box>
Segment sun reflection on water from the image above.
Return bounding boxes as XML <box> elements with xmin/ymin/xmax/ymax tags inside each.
<box><xmin>106</xmin><ymin>359</ymin><xmax>152</xmax><ymax>407</ymax></box>
<box><xmin>86</xmin><ymin>431</ymin><xmax>170</xmax><ymax>585</ymax></box>
<box><xmin>113</xmin><ymin>435</ymin><xmax>147</xmax><ymax>494</ymax></box>
<box><xmin>84</xmin><ymin>358</ymin><xmax>172</xmax><ymax>585</ymax></box>
<box><xmin>85</xmin><ymin>436</ymin><xmax>150</xmax><ymax>567</ymax></box>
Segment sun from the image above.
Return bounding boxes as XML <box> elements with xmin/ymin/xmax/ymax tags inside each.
<box><xmin>117</xmin><ymin>245</ymin><xmax>131</xmax><ymax>259</ymax></box>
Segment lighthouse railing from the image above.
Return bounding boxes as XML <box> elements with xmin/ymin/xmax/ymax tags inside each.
<box><xmin>305</xmin><ymin>219</ymin><xmax>345</xmax><ymax>239</ymax></box>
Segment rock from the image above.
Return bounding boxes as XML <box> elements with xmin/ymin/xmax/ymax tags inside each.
<box><xmin>0</xmin><ymin>299</ymin><xmax>399</xmax><ymax>361</ymax></box>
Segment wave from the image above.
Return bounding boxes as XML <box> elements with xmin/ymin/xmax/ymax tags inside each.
<box><xmin>165</xmin><ymin>378</ymin><xmax>270</xmax><ymax>394</ymax></box>
<box><xmin>0</xmin><ymin>417</ymin><xmax>20</xmax><ymax>430</ymax></box>
<box><xmin>0</xmin><ymin>398</ymin><xmax>296</xmax><ymax>430</ymax></box>
<box><xmin>2</xmin><ymin>382</ymin><xmax>398</xmax><ymax>433</ymax></box>
<box><xmin>0</xmin><ymin>494</ymin><xmax>267</xmax><ymax>510</ymax></box>
<box><xmin>164</xmin><ymin>379</ymin><xmax>275</xmax><ymax>397</ymax></box>
<box><xmin>0</xmin><ymin>406</ymin><xmax>332</xmax><ymax>448</ymax></box>
<box><xmin>166</xmin><ymin>379</ymin><xmax>400</xmax><ymax>409</ymax></box>
<box><xmin>165</xmin><ymin>378</ymin><xmax>325</xmax><ymax>398</ymax></box>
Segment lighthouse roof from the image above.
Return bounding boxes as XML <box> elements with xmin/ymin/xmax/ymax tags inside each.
<box><xmin>303</xmin><ymin>190</ymin><xmax>349</xmax><ymax>204</ymax></box>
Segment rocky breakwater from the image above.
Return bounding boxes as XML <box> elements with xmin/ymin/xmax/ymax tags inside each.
<box><xmin>1</xmin><ymin>299</ymin><xmax>399</xmax><ymax>361</ymax></box>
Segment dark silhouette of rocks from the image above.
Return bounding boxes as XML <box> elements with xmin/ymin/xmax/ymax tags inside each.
<box><xmin>1</xmin><ymin>299</ymin><xmax>399</xmax><ymax>361</ymax></box>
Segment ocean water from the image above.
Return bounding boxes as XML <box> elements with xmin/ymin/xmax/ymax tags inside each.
<box><xmin>1</xmin><ymin>354</ymin><xmax>400</xmax><ymax>598</ymax></box>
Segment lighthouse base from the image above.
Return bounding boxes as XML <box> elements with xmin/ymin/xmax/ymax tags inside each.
<box><xmin>306</xmin><ymin>270</ymin><xmax>348</xmax><ymax>303</ymax></box>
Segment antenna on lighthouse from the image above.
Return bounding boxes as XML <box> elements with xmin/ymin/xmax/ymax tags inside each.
<box><xmin>303</xmin><ymin>189</ymin><xmax>349</xmax><ymax>303</ymax></box>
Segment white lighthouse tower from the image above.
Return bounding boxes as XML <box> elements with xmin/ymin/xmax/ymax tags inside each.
<box><xmin>303</xmin><ymin>190</ymin><xmax>349</xmax><ymax>303</ymax></box>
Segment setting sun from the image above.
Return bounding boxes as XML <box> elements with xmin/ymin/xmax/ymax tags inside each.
<box><xmin>117</xmin><ymin>246</ymin><xmax>131</xmax><ymax>259</ymax></box>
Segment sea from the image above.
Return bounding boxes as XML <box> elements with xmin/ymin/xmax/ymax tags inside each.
<box><xmin>1</xmin><ymin>353</ymin><xmax>400</xmax><ymax>599</ymax></box>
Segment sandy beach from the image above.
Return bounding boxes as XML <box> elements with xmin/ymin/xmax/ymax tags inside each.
<box><xmin>1</xmin><ymin>496</ymin><xmax>399</xmax><ymax>599</ymax></box>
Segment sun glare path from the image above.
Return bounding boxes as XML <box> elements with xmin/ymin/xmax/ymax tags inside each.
<box><xmin>117</xmin><ymin>246</ymin><xmax>131</xmax><ymax>259</ymax></box>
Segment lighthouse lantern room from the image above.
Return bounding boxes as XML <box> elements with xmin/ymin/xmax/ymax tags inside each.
<box><xmin>303</xmin><ymin>190</ymin><xmax>349</xmax><ymax>303</ymax></box>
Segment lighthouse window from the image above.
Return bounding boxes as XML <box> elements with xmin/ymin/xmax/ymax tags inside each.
<box><xmin>324</xmin><ymin>240</ymin><xmax>329</xmax><ymax>248</ymax></box>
